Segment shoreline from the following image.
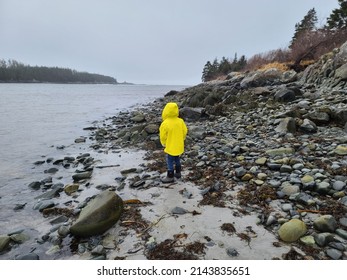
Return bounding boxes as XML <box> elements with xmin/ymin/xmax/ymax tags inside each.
<box><xmin>1</xmin><ymin>59</ymin><xmax>347</xmax><ymax>259</ymax></box>
<box><xmin>0</xmin><ymin>97</ymin><xmax>293</xmax><ymax>260</ymax></box>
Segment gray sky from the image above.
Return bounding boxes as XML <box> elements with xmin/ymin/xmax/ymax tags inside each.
<box><xmin>0</xmin><ymin>0</ymin><xmax>340</xmax><ymax>85</ymax></box>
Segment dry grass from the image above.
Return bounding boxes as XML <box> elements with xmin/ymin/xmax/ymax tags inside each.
<box><xmin>258</xmin><ymin>62</ymin><xmax>289</xmax><ymax>72</ymax></box>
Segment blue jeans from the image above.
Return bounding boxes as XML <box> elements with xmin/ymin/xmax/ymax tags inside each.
<box><xmin>166</xmin><ymin>154</ymin><xmax>181</xmax><ymax>171</ymax></box>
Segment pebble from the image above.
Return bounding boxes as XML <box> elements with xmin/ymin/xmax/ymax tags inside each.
<box><xmin>313</xmin><ymin>215</ymin><xmax>338</xmax><ymax>233</ymax></box>
<box><xmin>15</xmin><ymin>253</ymin><xmax>40</xmax><ymax>260</ymax></box>
<box><xmin>171</xmin><ymin>207</ymin><xmax>187</xmax><ymax>215</ymax></box>
<box><xmin>336</xmin><ymin>229</ymin><xmax>347</xmax><ymax>240</ymax></box>
<box><xmin>226</xmin><ymin>247</ymin><xmax>239</xmax><ymax>257</ymax></box>
<box><xmin>326</xmin><ymin>248</ymin><xmax>342</xmax><ymax>260</ymax></box>
<box><xmin>333</xmin><ymin>181</ymin><xmax>346</xmax><ymax>191</ymax></box>
<box><xmin>314</xmin><ymin>233</ymin><xmax>335</xmax><ymax>247</ymax></box>
<box><xmin>339</xmin><ymin>218</ymin><xmax>347</xmax><ymax>227</ymax></box>
<box><xmin>281</xmin><ymin>203</ymin><xmax>293</xmax><ymax>212</ymax></box>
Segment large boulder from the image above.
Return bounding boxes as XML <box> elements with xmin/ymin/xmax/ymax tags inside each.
<box><xmin>144</xmin><ymin>124</ymin><xmax>159</xmax><ymax>134</ymax></box>
<box><xmin>335</xmin><ymin>63</ymin><xmax>347</xmax><ymax>80</ymax></box>
<box><xmin>274</xmin><ymin>88</ymin><xmax>296</xmax><ymax>102</ymax></box>
<box><xmin>304</xmin><ymin>110</ymin><xmax>330</xmax><ymax>125</ymax></box>
<box><xmin>179</xmin><ymin>107</ymin><xmax>208</xmax><ymax>121</ymax></box>
<box><xmin>331</xmin><ymin>108</ymin><xmax>347</xmax><ymax>125</ymax></box>
<box><xmin>240</xmin><ymin>68</ymin><xmax>282</xmax><ymax>88</ymax></box>
<box><xmin>335</xmin><ymin>41</ymin><xmax>347</xmax><ymax>67</ymax></box>
<box><xmin>0</xmin><ymin>235</ymin><xmax>10</xmax><ymax>252</ymax></box>
<box><xmin>70</xmin><ymin>190</ymin><xmax>123</xmax><ymax>237</ymax></box>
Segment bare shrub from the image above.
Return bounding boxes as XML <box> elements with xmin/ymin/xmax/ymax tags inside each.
<box><xmin>244</xmin><ymin>28</ymin><xmax>347</xmax><ymax>73</ymax></box>
<box><xmin>289</xmin><ymin>28</ymin><xmax>347</xmax><ymax>71</ymax></box>
<box><xmin>244</xmin><ymin>48</ymin><xmax>291</xmax><ymax>71</ymax></box>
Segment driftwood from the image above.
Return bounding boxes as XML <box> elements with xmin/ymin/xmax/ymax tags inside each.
<box><xmin>138</xmin><ymin>214</ymin><xmax>169</xmax><ymax>237</ymax></box>
<box><xmin>297</xmin><ymin>209</ymin><xmax>322</xmax><ymax>214</ymax></box>
<box><xmin>95</xmin><ymin>164</ymin><xmax>120</xmax><ymax>169</ymax></box>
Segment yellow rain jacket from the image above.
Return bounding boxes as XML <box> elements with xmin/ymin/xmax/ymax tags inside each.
<box><xmin>159</xmin><ymin>102</ymin><xmax>188</xmax><ymax>156</ymax></box>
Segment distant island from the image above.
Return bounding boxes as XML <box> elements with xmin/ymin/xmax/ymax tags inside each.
<box><xmin>0</xmin><ymin>59</ymin><xmax>118</xmax><ymax>84</ymax></box>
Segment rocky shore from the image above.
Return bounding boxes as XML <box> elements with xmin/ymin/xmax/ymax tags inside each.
<box><xmin>1</xmin><ymin>42</ymin><xmax>347</xmax><ymax>260</ymax></box>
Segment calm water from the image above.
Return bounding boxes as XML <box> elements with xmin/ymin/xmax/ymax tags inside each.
<box><xmin>0</xmin><ymin>84</ymin><xmax>186</xmax><ymax>182</ymax></box>
<box><xmin>0</xmin><ymin>83</ymin><xmax>186</xmax><ymax>259</ymax></box>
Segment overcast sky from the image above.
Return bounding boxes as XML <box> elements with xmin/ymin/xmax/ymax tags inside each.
<box><xmin>0</xmin><ymin>0</ymin><xmax>340</xmax><ymax>85</ymax></box>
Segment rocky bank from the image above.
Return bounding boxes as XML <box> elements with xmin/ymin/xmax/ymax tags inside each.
<box><xmin>1</xmin><ymin>41</ymin><xmax>347</xmax><ymax>260</ymax></box>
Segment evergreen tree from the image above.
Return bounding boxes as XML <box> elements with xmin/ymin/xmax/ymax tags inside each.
<box><xmin>326</xmin><ymin>0</ymin><xmax>347</xmax><ymax>29</ymax></box>
<box><xmin>237</xmin><ymin>55</ymin><xmax>247</xmax><ymax>70</ymax></box>
<box><xmin>201</xmin><ymin>55</ymin><xmax>247</xmax><ymax>82</ymax></box>
<box><xmin>201</xmin><ymin>58</ymin><xmax>222</xmax><ymax>82</ymax></box>
<box><xmin>201</xmin><ymin>61</ymin><xmax>213</xmax><ymax>82</ymax></box>
<box><xmin>290</xmin><ymin>8</ymin><xmax>318</xmax><ymax>49</ymax></box>
<box><xmin>232</xmin><ymin>53</ymin><xmax>238</xmax><ymax>65</ymax></box>
<box><xmin>211</xmin><ymin>58</ymin><xmax>220</xmax><ymax>75</ymax></box>
<box><xmin>219</xmin><ymin>56</ymin><xmax>232</xmax><ymax>75</ymax></box>
<box><xmin>230</xmin><ymin>53</ymin><xmax>239</xmax><ymax>71</ymax></box>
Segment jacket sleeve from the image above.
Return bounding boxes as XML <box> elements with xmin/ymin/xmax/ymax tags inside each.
<box><xmin>159</xmin><ymin>122</ymin><xmax>167</xmax><ymax>146</ymax></box>
<box><xmin>182</xmin><ymin>120</ymin><xmax>188</xmax><ymax>140</ymax></box>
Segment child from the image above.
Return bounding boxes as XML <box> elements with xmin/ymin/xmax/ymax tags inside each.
<box><xmin>159</xmin><ymin>102</ymin><xmax>188</xmax><ymax>183</ymax></box>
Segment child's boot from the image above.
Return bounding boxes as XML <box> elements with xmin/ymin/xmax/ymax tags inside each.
<box><xmin>161</xmin><ymin>170</ymin><xmax>174</xmax><ymax>183</ymax></box>
<box><xmin>175</xmin><ymin>165</ymin><xmax>182</xmax><ymax>179</ymax></box>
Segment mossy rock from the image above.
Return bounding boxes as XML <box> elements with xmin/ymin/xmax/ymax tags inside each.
<box><xmin>70</xmin><ymin>190</ymin><xmax>123</xmax><ymax>237</ymax></box>
<box><xmin>0</xmin><ymin>235</ymin><xmax>11</xmax><ymax>252</ymax></box>
<box><xmin>334</xmin><ymin>145</ymin><xmax>347</xmax><ymax>155</ymax></box>
<box><xmin>278</xmin><ymin>219</ymin><xmax>307</xmax><ymax>242</ymax></box>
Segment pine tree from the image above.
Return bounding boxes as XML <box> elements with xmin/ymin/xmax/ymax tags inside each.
<box><xmin>290</xmin><ymin>8</ymin><xmax>318</xmax><ymax>49</ymax></box>
<box><xmin>326</xmin><ymin>0</ymin><xmax>347</xmax><ymax>30</ymax></box>
<box><xmin>219</xmin><ymin>56</ymin><xmax>232</xmax><ymax>75</ymax></box>
<box><xmin>211</xmin><ymin>58</ymin><xmax>220</xmax><ymax>74</ymax></box>
<box><xmin>237</xmin><ymin>55</ymin><xmax>247</xmax><ymax>70</ymax></box>
<box><xmin>201</xmin><ymin>61</ymin><xmax>212</xmax><ymax>82</ymax></box>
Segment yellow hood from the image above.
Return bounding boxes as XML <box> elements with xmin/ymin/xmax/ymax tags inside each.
<box><xmin>162</xmin><ymin>102</ymin><xmax>179</xmax><ymax>120</ymax></box>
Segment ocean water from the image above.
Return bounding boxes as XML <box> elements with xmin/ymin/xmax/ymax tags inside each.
<box><xmin>0</xmin><ymin>83</ymin><xmax>186</xmax><ymax>258</ymax></box>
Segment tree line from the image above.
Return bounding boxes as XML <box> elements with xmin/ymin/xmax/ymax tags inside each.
<box><xmin>0</xmin><ymin>59</ymin><xmax>118</xmax><ymax>84</ymax></box>
<box><xmin>202</xmin><ymin>55</ymin><xmax>247</xmax><ymax>82</ymax></box>
<box><xmin>201</xmin><ymin>0</ymin><xmax>347</xmax><ymax>82</ymax></box>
